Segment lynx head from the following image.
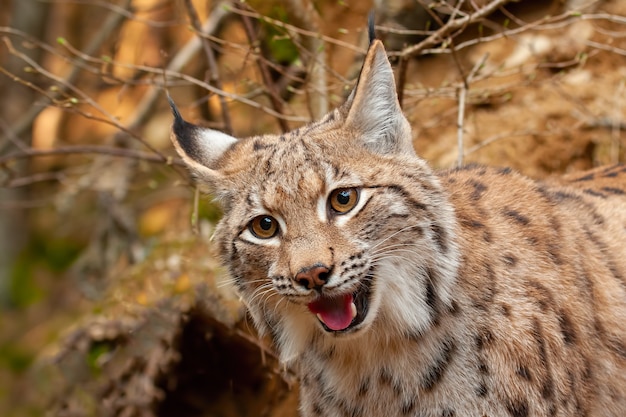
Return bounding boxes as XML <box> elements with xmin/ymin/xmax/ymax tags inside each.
<box><xmin>170</xmin><ymin>39</ymin><xmax>459</xmax><ymax>363</ymax></box>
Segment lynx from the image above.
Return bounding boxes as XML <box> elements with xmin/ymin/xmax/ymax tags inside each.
<box><xmin>169</xmin><ymin>28</ymin><xmax>626</xmax><ymax>417</ymax></box>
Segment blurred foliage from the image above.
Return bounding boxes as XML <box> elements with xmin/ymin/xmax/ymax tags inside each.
<box><xmin>261</xmin><ymin>6</ymin><xmax>300</xmax><ymax>64</ymax></box>
<box><xmin>10</xmin><ymin>234</ymin><xmax>82</xmax><ymax>308</ymax></box>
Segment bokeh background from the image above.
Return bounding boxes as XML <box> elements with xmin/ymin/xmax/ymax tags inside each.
<box><xmin>0</xmin><ymin>0</ymin><xmax>624</xmax><ymax>415</ymax></box>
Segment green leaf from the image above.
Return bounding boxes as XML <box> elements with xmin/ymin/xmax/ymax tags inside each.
<box><xmin>87</xmin><ymin>341</ymin><xmax>114</xmax><ymax>375</ymax></box>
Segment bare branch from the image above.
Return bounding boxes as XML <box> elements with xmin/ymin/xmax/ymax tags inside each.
<box><xmin>393</xmin><ymin>0</ymin><xmax>514</xmax><ymax>58</ymax></box>
<box><xmin>183</xmin><ymin>0</ymin><xmax>233</xmax><ymax>134</ymax></box>
<box><xmin>0</xmin><ymin>145</ymin><xmax>184</xmax><ymax>168</ymax></box>
<box><xmin>456</xmin><ymin>53</ymin><xmax>489</xmax><ymax>166</ymax></box>
<box><xmin>236</xmin><ymin>1</ymin><xmax>291</xmax><ymax>132</ymax></box>
<box><xmin>0</xmin><ymin>0</ymin><xmax>132</xmax><ymax>148</ymax></box>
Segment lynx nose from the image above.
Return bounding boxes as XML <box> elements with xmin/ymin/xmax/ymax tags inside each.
<box><xmin>295</xmin><ymin>265</ymin><xmax>330</xmax><ymax>290</ymax></box>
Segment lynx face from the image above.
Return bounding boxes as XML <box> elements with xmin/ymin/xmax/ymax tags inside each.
<box><xmin>169</xmin><ymin>40</ymin><xmax>459</xmax><ymax>361</ymax></box>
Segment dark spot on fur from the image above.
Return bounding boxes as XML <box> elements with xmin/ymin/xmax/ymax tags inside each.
<box><xmin>583</xmin><ymin>188</ymin><xmax>607</xmax><ymax>198</ymax></box>
<box><xmin>253</xmin><ymin>139</ymin><xmax>274</xmax><ymax>151</ymax></box>
<box><xmin>500</xmin><ymin>303</ymin><xmax>512</xmax><ymax>317</ymax></box>
<box><xmin>324</xmin><ymin>345</ymin><xmax>336</xmax><ymax>359</ymax></box>
<box><xmin>503</xmin><ymin>254</ymin><xmax>517</xmax><ymax>266</ymax></box>
<box><xmin>607</xmin><ymin>337</ymin><xmax>626</xmax><ymax>360</ymax></box>
<box><xmin>449</xmin><ymin>299</ymin><xmax>461</xmax><ymax>316</ymax></box>
<box><xmin>547</xmin><ymin>243</ymin><xmax>563</xmax><ymax>265</ymax></box>
<box><xmin>542</xmin><ymin>376</ymin><xmax>555</xmax><ymax>400</ymax></box>
<box><xmin>558</xmin><ymin>309</ymin><xmax>577</xmax><ymax>345</ymax></box>
<box><xmin>422</xmin><ymin>338</ymin><xmax>456</xmax><ymax>391</ymax></box>
<box><xmin>476</xmin><ymin>383</ymin><xmax>488</xmax><ymax>397</ymax></box>
<box><xmin>401</xmin><ymin>399</ymin><xmax>415</xmax><ymax>415</ymax></box>
<box><xmin>430</xmin><ymin>224</ymin><xmax>448</xmax><ymax>253</ymax></box>
<box><xmin>311</xmin><ymin>402</ymin><xmax>323</xmax><ymax>415</ymax></box>
<box><xmin>602</xmin><ymin>186</ymin><xmax>625</xmax><ymax>195</ymax></box>
<box><xmin>503</xmin><ymin>208</ymin><xmax>530</xmax><ymax>225</ymax></box>
<box><xmin>393</xmin><ymin>381</ymin><xmax>402</xmax><ymax>397</ymax></box>
<box><xmin>469</xmin><ymin>180</ymin><xmax>488</xmax><ymax>201</ymax></box>
<box><xmin>459</xmin><ymin>216</ymin><xmax>492</xmax><ymax>242</ymax></box>
<box><xmin>475</xmin><ymin>328</ymin><xmax>494</xmax><ymax>350</ymax></box>
<box><xmin>385</xmin><ymin>185</ymin><xmax>428</xmax><ymax>212</ymax></box>
<box><xmin>584</xmin><ymin>226</ymin><xmax>625</xmax><ymax>284</ymax></box>
<box><xmin>478</xmin><ymin>360</ymin><xmax>489</xmax><ymax>375</ymax></box>
<box><xmin>540</xmin><ymin>188</ymin><xmax>606</xmax><ymax>226</ymax></box>
<box><xmin>548</xmin><ymin>404</ymin><xmax>557</xmax><ymax>416</ymax></box>
<box><xmin>527</xmin><ymin>236</ymin><xmax>538</xmax><ymax>246</ymax></box>
<box><xmin>574</xmin><ymin>173</ymin><xmax>595</xmax><ymax>182</ymax></box>
<box><xmin>338</xmin><ymin>399</ymin><xmax>362</xmax><ymax>417</ymax></box>
<box><xmin>539</xmin><ymin>188</ymin><xmax>576</xmax><ymax>203</ymax></box>
<box><xmin>404</xmin><ymin>330</ymin><xmax>424</xmax><ymax>343</ymax></box>
<box><xmin>533</xmin><ymin>318</ymin><xmax>549</xmax><ymax>366</ymax></box>
<box><xmin>442</xmin><ymin>409</ymin><xmax>456</xmax><ymax>417</ymax></box>
<box><xmin>425</xmin><ymin>280</ymin><xmax>438</xmax><ymax>312</ymax></box>
<box><xmin>506</xmin><ymin>398</ymin><xmax>529</xmax><ymax>417</ymax></box>
<box><xmin>460</xmin><ymin>217</ymin><xmax>485</xmax><ymax>229</ymax></box>
<box><xmin>516</xmin><ymin>365</ymin><xmax>531</xmax><ymax>381</ymax></box>
<box><xmin>358</xmin><ymin>377</ymin><xmax>370</xmax><ymax>397</ymax></box>
<box><xmin>379</xmin><ymin>367</ymin><xmax>393</xmax><ymax>386</ymax></box>
<box><xmin>526</xmin><ymin>280</ymin><xmax>554</xmax><ymax>311</ymax></box>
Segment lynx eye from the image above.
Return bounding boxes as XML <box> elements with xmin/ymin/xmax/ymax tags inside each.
<box><xmin>329</xmin><ymin>188</ymin><xmax>359</xmax><ymax>214</ymax></box>
<box><xmin>249</xmin><ymin>215</ymin><xmax>279</xmax><ymax>239</ymax></box>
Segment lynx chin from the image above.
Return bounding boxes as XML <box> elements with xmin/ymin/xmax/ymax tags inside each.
<box><xmin>169</xmin><ymin>28</ymin><xmax>626</xmax><ymax>417</ymax></box>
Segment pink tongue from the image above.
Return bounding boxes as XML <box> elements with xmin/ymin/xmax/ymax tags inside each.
<box><xmin>307</xmin><ymin>294</ymin><xmax>354</xmax><ymax>331</ymax></box>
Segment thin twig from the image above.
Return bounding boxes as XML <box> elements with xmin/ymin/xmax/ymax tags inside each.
<box><xmin>183</xmin><ymin>0</ymin><xmax>233</xmax><ymax>135</ymax></box>
<box><xmin>0</xmin><ymin>0</ymin><xmax>132</xmax><ymax>148</ymax></box>
<box><xmin>1</xmin><ymin>37</ymin><xmax>165</xmax><ymax>158</ymax></box>
<box><xmin>464</xmin><ymin>129</ymin><xmax>540</xmax><ymax>156</ymax></box>
<box><xmin>409</xmin><ymin>10</ymin><xmax>626</xmax><ymax>57</ymax></box>
<box><xmin>38</xmin><ymin>0</ymin><xmax>176</xmax><ymax>28</ymax></box>
<box><xmin>284</xmin><ymin>0</ymin><xmax>328</xmax><ymax>119</ymax></box>
<box><xmin>0</xmin><ymin>145</ymin><xmax>184</xmax><ymax>167</ymax></box>
<box><xmin>611</xmin><ymin>79</ymin><xmax>624</xmax><ymax>164</ymax></box>
<box><xmin>228</xmin><ymin>7</ymin><xmax>363</xmax><ymax>54</ymax></box>
<box><xmin>3</xmin><ymin>171</ymin><xmax>67</xmax><ymax>188</ymax></box>
<box><xmin>393</xmin><ymin>0</ymin><xmax>514</xmax><ymax>58</ymax></box>
<box><xmin>584</xmin><ymin>40</ymin><xmax>626</xmax><ymax>57</ymax></box>
<box><xmin>236</xmin><ymin>1</ymin><xmax>290</xmax><ymax>132</ymax></box>
<box><xmin>456</xmin><ymin>53</ymin><xmax>489</xmax><ymax>167</ymax></box>
<box><xmin>456</xmin><ymin>85</ymin><xmax>468</xmax><ymax>167</ymax></box>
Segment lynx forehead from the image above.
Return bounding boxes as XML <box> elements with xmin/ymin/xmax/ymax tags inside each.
<box><xmin>170</xmin><ymin>28</ymin><xmax>626</xmax><ymax>417</ymax></box>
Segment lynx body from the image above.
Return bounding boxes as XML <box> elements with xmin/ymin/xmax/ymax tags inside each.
<box><xmin>170</xmin><ymin>35</ymin><xmax>626</xmax><ymax>417</ymax></box>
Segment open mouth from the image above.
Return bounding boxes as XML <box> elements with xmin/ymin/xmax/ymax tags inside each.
<box><xmin>307</xmin><ymin>275</ymin><xmax>373</xmax><ymax>333</ymax></box>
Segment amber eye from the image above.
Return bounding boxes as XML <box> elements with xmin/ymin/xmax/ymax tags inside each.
<box><xmin>329</xmin><ymin>188</ymin><xmax>359</xmax><ymax>214</ymax></box>
<box><xmin>249</xmin><ymin>215</ymin><xmax>279</xmax><ymax>239</ymax></box>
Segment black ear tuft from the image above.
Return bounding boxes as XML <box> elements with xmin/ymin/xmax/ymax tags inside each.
<box><xmin>167</xmin><ymin>94</ymin><xmax>186</xmax><ymax>136</ymax></box>
<box><xmin>167</xmin><ymin>93</ymin><xmax>238</xmax><ymax>173</ymax></box>
<box><xmin>367</xmin><ymin>10</ymin><xmax>376</xmax><ymax>45</ymax></box>
<box><xmin>167</xmin><ymin>94</ymin><xmax>200</xmax><ymax>157</ymax></box>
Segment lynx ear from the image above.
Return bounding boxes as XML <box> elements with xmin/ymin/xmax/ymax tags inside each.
<box><xmin>168</xmin><ymin>96</ymin><xmax>237</xmax><ymax>181</ymax></box>
<box><xmin>345</xmin><ymin>40</ymin><xmax>414</xmax><ymax>156</ymax></box>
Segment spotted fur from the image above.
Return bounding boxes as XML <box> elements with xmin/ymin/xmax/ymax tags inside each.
<box><xmin>170</xmin><ymin>37</ymin><xmax>626</xmax><ymax>417</ymax></box>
